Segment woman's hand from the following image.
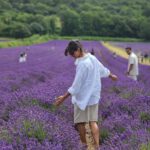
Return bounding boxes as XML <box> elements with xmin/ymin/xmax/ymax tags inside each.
<box><xmin>109</xmin><ymin>73</ymin><xmax>118</xmax><ymax>81</ymax></box>
<box><xmin>54</xmin><ymin>95</ymin><xmax>65</xmax><ymax>106</ymax></box>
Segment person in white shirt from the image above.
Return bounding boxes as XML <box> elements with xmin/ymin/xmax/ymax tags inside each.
<box><xmin>54</xmin><ymin>41</ymin><xmax>117</xmax><ymax>149</ymax></box>
<box><xmin>19</xmin><ymin>52</ymin><xmax>27</xmax><ymax>63</ymax></box>
<box><xmin>125</xmin><ymin>47</ymin><xmax>139</xmax><ymax>81</ymax></box>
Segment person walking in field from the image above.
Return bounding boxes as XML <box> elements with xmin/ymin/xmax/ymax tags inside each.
<box><xmin>90</xmin><ymin>48</ymin><xmax>95</xmax><ymax>55</ymax></box>
<box><xmin>125</xmin><ymin>47</ymin><xmax>139</xmax><ymax>81</ymax></box>
<box><xmin>19</xmin><ymin>52</ymin><xmax>27</xmax><ymax>63</ymax></box>
<box><xmin>54</xmin><ymin>41</ymin><xmax>118</xmax><ymax>149</ymax></box>
<box><xmin>112</xmin><ymin>52</ymin><xmax>117</xmax><ymax>59</ymax></box>
<box><xmin>144</xmin><ymin>53</ymin><xmax>148</xmax><ymax>63</ymax></box>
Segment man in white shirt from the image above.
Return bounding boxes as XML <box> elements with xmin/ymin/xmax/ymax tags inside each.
<box><xmin>125</xmin><ymin>47</ymin><xmax>139</xmax><ymax>81</ymax></box>
<box><xmin>54</xmin><ymin>41</ymin><xmax>117</xmax><ymax>149</ymax></box>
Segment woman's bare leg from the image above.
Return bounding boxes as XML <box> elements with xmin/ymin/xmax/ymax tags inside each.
<box><xmin>89</xmin><ymin>121</ymin><xmax>100</xmax><ymax>149</ymax></box>
<box><xmin>76</xmin><ymin>123</ymin><xmax>86</xmax><ymax>144</ymax></box>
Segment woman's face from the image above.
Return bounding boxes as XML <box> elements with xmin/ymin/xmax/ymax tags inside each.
<box><xmin>71</xmin><ymin>48</ymin><xmax>82</xmax><ymax>58</ymax></box>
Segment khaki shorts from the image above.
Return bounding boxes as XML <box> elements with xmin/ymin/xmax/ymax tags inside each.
<box><xmin>128</xmin><ymin>75</ymin><xmax>137</xmax><ymax>81</ymax></box>
<box><xmin>74</xmin><ymin>103</ymin><xmax>98</xmax><ymax>124</ymax></box>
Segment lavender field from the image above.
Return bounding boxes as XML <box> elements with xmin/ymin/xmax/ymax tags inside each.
<box><xmin>0</xmin><ymin>40</ymin><xmax>150</xmax><ymax>150</ymax></box>
<box><xmin>109</xmin><ymin>42</ymin><xmax>150</xmax><ymax>56</ymax></box>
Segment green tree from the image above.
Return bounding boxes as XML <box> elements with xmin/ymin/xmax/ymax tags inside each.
<box><xmin>80</xmin><ymin>11</ymin><xmax>94</xmax><ymax>35</ymax></box>
<box><xmin>21</xmin><ymin>4</ymin><xmax>38</xmax><ymax>14</ymax></box>
<box><xmin>43</xmin><ymin>15</ymin><xmax>62</xmax><ymax>34</ymax></box>
<box><xmin>139</xmin><ymin>20</ymin><xmax>150</xmax><ymax>40</ymax></box>
<box><xmin>0</xmin><ymin>0</ymin><xmax>12</xmax><ymax>13</ymax></box>
<box><xmin>0</xmin><ymin>22</ymin><xmax>6</xmax><ymax>36</ymax></box>
<box><xmin>2</xmin><ymin>23</ymin><xmax>31</xmax><ymax>38</ymax></box>
<box><xmin>0</xmin><ymin>0</ymin><xmax>150</xmax><ymax>39</ymax></box>
<box><xmin>49</xmin><ymin>15</ymin><xmax>61</xmax><ymax>34</ymax></box>
<box><xmin>60</xmin><ymin>8</ymin><xmax>81</xmax><ymax>35</ymax></box>
<box><xmin>143</xmin><ymin>4</ymin><xmax>150</xmax><ymax>17</ymax></box>
<box><xmin>30</xmin><ymin>22</ymin><xmax>44</xmax><ymax>35</ymax></box>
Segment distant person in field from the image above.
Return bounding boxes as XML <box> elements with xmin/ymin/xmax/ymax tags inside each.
<box><xmin>144</xmin><ymin>53</ymin><xmax>148</xmax><ymax>59</ymax></box>
<box><xmin>141</xmin><ymin>53</ymin><xmax>144</xmax><ymax>63</ymax></box>
<box><xmin>125</xmin><ymin>47</ymin><xmax>139</xmax><ymax>81</ymax></box>
<box><xmin>112</xmin><ymin>52</ymin><xmax>117</xmax><ymax>59</ymax></box>
<box><xmin>54</xmin><ymin>41</ymin><xmax>118</xmax><ymax>149</ymax></box>
<box><xmin>90</xmin><ymin>48</ymin><xmax>95</xmax><ymax>55</ymax></box>
<box><xmin>144</xmin><ymin>53</ymin><xmax>148</xmax><ymax>63</ymax></box>
<box><xmin>137</xmin><ymin>51</ymin><xmax>141</xmax><ymax>63</ymax></box>
<box><xmin>19</xmin><ymin>52</ymin><xmax>27</xmax><ymax>63</ymax></box>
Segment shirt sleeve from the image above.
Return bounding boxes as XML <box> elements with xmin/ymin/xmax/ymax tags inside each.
<box><xmin>129</xmin><ymin>56</ymin><xmax>134</xmax><ymax>64</ymax></box>
<box><xmin>68</xmin><ymin>64</ymin><xmax>87</xmax><ymax>96</ymax></box>
<box><xmin>99</xmin><ymin>61</ymin><xmax>110</xmax><ymax>78</ymax></box>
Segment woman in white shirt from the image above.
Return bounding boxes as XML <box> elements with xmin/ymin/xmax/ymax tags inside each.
<box><xmin>54</xmin><ymin>41</ymin><xmax>117</xmax><ymax>149</ymax></box>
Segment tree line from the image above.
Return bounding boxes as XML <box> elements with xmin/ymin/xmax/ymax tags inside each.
<box><xmin>0</xmin><ymin>0</ymin><xmax>150</xmax><ymax>40</ymax></box>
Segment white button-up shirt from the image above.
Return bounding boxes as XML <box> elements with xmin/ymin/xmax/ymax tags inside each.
<box><xmin>128</xmin><ymin>52</ymin><xmax>139</xmax><ymax>76</ymax></box>
<box><xmin>68</xmin><ymin>53</ymin><xmax>110</xmax><ymax>110</ymax></box>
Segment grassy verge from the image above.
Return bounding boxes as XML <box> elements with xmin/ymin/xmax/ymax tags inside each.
<box><xmin>0</xmin><ymin>35</ymin><xmax>143</xmax><ymax>48</ymax></box>
<box><xmin>0</xmin><ymin>35</ymin><xmax>51</xmax><ymax>48</ymax></box>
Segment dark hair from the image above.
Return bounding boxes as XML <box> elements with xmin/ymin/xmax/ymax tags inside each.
<box><xmin>125</xmin><ymin>47</ymin><xmax>132</xmax><ymax>50</ymax></box>
<box><xmin>20</xmin><ymin>53</ymin><xmax>24</xmax><ymax>57</ymax></box>
<box><xmin>64</xmin><ymin>40</ymin><xmax>83</xmax><ymax>56</ymax></box>
<box><xmin>91</xmin><ymin>48</ymin><xmax>95</xmax><ymax>55</ymax></box>
<box><xmin>20</xmin><ymin>52</ymin><xmax>26</xmax><ymax>57</ymax></box>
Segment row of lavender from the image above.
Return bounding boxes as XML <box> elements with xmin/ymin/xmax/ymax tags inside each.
<box><xmin>95</xmin><ymin>42</ymin><xmax>150</xmax><ymax>149</ymax></box>
<box><xmin>0</xmin><ymin>40</ymin><xmax>150</xmax><ymax>150</ymax></box>
<box><xmin>109</xmin><ymin>42</ymin><xmax>150</xmax><ymax>54</ymax></box>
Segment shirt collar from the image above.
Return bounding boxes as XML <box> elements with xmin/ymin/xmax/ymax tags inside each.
<box><xmin>130</xmin><ymin>52</ymin><xmax>134</xmax><ymax>55</ymax></box>
<box><xmin>75</xmin><ymin>53</ymin><xmax>90</xmax><ymax>65</ymax></box>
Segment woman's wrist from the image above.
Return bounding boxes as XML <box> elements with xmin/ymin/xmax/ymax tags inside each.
<box><xmin>63</xmin><ymin>92</ymin><xmax>71</xmax><ymax>99</ymax></box>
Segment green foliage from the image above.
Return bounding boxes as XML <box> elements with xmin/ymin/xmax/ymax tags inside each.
<box><xmin>139</xmin><ymin>20</ymin><xmax>150</xmax><ymax>40</ymax></box>
<box><xmin>119</xmin><ymin>88</ymin><xmax>141</xmax><ymax>99</ymax></box>
<box><xmin>15</xmin><ymin>13</ymin><xmax>35</xmax><ymax>23</ymax></box>
<box><xmin>0</xmin><ymin>0</ymin><xmax>150</xmax><ymax>40</ymax></box>
<box><xmin>114</xmin><ymin>125</ymin><xmax>126</xmax><ymax>133</ymax></box>
<box><xmin>60</xmin><ymin>8</ymin><xmax>81</xmax><ymax>35</ymax></box>
<box><xmin>100</xmin><ymin>128</ymin><xmax>110</xmax><ymax>144</ymax></box>
<box><xmin>0</xmin><ymin>34</ymin><xmax>143</xmax><ymax>48</ymax></box>
<box><xmin>140</xmin><ymin>112</ymin><xmax>150</xmax><ymax>123</ymax></box>
<box><xmin>111</xmin><ymin>86</ymin><xmax>122</xmax><ymax>94</ymax></box>
<box><xmin>0</xmin><ymin>129</ymin><xmax>12</xmax><ymax>143</ymax></box>
<box><xmin>21</xmin><ymin>4</ymin><xmax>38</xmax><ymax>14</ymax></box>
<box><xmin>22</xmin><ymin>120</ymin><xmax>47</xmax><ymax>142</ymax></box>
<box><xmin>31</xmin><ymin>99</ymin><xmax>57</xmax><ymax>112</ymax></box>
<box><xmin>140</xmin><ymin>142</ymin><xmax>150</xmax><ymax>150</ymax></box>
<box><xmin>31</xmin><ymin>99</ymin><xmax>40</xmax><ymax>105</ymax></box>
<box><xmin>43</xmin><ymin>15</ymin><xmax>62</xmax><ymax>34</ymax></box>
<box><xmin>0</xmin><ymin>22</ymin><xmax>6</xmax><ymax>35</ymax></box>
<box><xmin>2</xmin><ymin>22</ymin><xmax>31</xmax><ymax>38</ymax></box>
<box><xmin>80</xmin><ymin>11</ymin><xmax>95</xmax><ymax>35</ymax></box>
<box><xmin>143</xmin><ymin>5</ymin><xmax>150</xmax><ymax>17</ymax></box>
<box><xmin>30</xmin><ymin>22</ymin><xmax>44</xmax><ymax>34</ymax></box>
<box><xmin>50</xmin><ymin>15</ymin><xmax>62</xmax><ymax>34</ymax></box>
<box><xmin>0</xmin><ymin>0</ymin><xmax>12</xmax><ymax>12</ymax></box>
